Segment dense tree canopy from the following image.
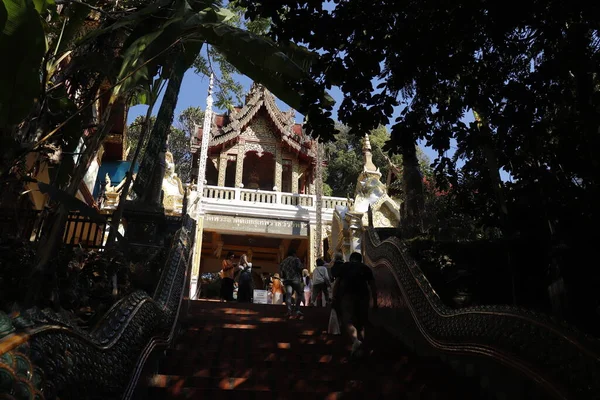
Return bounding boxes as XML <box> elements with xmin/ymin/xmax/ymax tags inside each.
<box><xmin>240</xmin><ymin>0</ymin><xmax>600</xmax><ymax>329</ymax></box>
<box><xmin>241</xmin><ymin>0</ymin><xmax>600</xmax><ymax>240</ymax></box>
<box><xmin>0</xmin><ymin>0</ymin><xmax>329</xmax><ymax>307</ymax></box>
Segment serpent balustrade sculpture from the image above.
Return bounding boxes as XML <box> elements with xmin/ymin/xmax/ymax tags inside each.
<box><xmin>364</xmin><ymin>225</ymin><xmax>600</xmax><ymax>400</ymax></box>
<box><xmin>0</xmin><ymin>216</ymin><xmax>195</xmax><ymax>400</ymax></box>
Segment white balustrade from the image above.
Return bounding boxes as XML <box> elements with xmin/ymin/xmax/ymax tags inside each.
<box><xmin>280</xmin><ymin>193</ymin><xmax>314</xmax><ymax>207</ymax></box>
<box><xmin>240</xmin><ymin>189</ymin><xmax>277</xmax><ymax>204</ymax></box>
<box><xmin>323</xmin><ymin>197</ymin><xmax>354</xmax><ymax>209</ymax></box>
<box><xmin>203</xmin><ymin>186</ymin><xmax>235</xmax><ymax>200</ymax></box>
<box><xmin>200</xmin><ymin>185</ymin><xmax>350</xmax><ymax>210</ymax></box>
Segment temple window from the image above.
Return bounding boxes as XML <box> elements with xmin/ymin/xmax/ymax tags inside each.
<box><xmin>282</xmin><ymin>159</ymin><xmax>292</xmax><ymax>193</ymax></box>
<box><xmin>206</xmin><ymin>157</ymin><xmax>218</xmax><ymax>186</ymax></box>
<box><xmin>225</xmin><ymin>154</ymin><xmax>236</xmax><ymax>188</ymax></box>
<box><xmin>243</xmin><ymin>151</ymin><xmax>275</xmax><ymax>190</ymax></box>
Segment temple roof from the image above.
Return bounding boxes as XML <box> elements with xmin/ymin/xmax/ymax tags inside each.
<box><xmin>192</xmin><ymin>84</ymin><xmax>316</xmax><ymax>160</ymax></box>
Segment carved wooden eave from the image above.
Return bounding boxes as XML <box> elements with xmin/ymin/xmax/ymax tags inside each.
<box><xmin>192</xmin><ymin>84</ymin><xmax>317</xmax><ymax>161</ymax></box>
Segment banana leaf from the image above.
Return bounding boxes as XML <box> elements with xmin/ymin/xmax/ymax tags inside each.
<box><xmin>189</xmin><ymin>22</ymin><xmax>334</xmax><ymax>112</ymax></box>
<box><xmin>76</xmin><ymin>0</ymin><xmax>174</xmax><ymax>44</ymax></box>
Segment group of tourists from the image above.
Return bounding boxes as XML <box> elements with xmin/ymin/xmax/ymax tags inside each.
<box><xmin>278</xmin><ymin>248</ymin><xmax>378</xmax><ymax>359</ymax></box>
<box><xmin>218</xmin><ymin>251</ymin><xmax>254</xmax><ymax>303</ymax></box>
<box><xmin>217</xmin><ymin>248</ymin><xmax>378</xmax><ymax>358</ymax></box>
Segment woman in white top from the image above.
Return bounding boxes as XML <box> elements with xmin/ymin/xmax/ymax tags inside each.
<box><xmin>237</xmin><ymin>254</ymin><xmax>253</xmax><ymax>303</ymax></box>
<box><xmin>301</xmin><ymin>269</ymin><xmax>311</xmax><ymax>306</ymax></box>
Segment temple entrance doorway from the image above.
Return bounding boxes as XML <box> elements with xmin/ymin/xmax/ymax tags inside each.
<box><xmin>200</xmin><ymin>232</ymin><xmax>309</xmax><ymax>281</ymax></box>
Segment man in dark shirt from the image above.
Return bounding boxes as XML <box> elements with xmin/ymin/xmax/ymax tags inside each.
<box><xmin>329</xmin><ymin>252</ymin><xmax>345</xmax><ymax>281</ymax></box>
<box><xmin>279</xmin><ymin>248</ymin><xmax>304</xmax><ymax>318</ymax></box>
<box><xmin>336</xmin><ymin>252</ymin><xmax>377</xmax><ymax>358</ymax></box>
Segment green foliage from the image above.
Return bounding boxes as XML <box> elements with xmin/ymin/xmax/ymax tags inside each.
<box><xmin>0</xmin><ymin>0</ymin><xmax>46</xmax><ymax>127</ymax></box>
<box><xmin>242</xmin><ymin>0</ymin><xmax>600</xmax><ymax>241</ymax></box>
<box><xmin>167</xmin><ymin>126</ymin><xmax>193</xmax><ymax>183</ymax></box>
<box><xmin>324</xmin><ymin>124</ymin><xmax>431</xmax><ymax>198</ymax></box>
<box><xmin>126</xmin><ymin>112</ymin><xmax>194</xmax><ymax>184</ymax></box>
<box><xmin>1</xmin><ymin>0</ymin><xmax>332</xmax><ymax>310</ymax></box>
<box><xmin>176</xmin><ymin>105</ymin><xmax>204</xmax><ymax>138</ymax></box>
<box><xmin>241</xmin><ymin>0</ymin><xmax>600</xmax><ymax>326</ymax></box>
<box><xmin>192</xmin><ymin>0</ymin><xmax>271</xmax><ymax>109</ymax></box>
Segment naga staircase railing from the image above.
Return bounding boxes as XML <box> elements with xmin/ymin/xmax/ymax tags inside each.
<box><xmin>363</xmin><ymin>226</ymin><xmax>600</xmax><ymax>400</ymax></box>
<box><xmin>0</xmin><ymin>215</ymin><xmax>196</xmax><ymax>400</ymax></box>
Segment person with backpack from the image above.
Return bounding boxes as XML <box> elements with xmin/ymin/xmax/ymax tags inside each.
<box><xmin>237</xmin><ymin>254</ymin><xmax>253</xmax><ymax>303</ymax></box>
<box><xmin>311</xmin><ymin>258</ymin><xmax>331</xmax><ymax>307</ymax></box>
<box><xmin>279</xmin><ymin>248</ymin><xmax>304</xmax><ymax>318</ymax></box>
<box><xmin>335</xmin><ymin>252</ymin><xmax>378</xmax><ymax>358</ymax></box>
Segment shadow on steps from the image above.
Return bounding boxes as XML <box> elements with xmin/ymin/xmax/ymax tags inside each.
<box><xmin>140</xmin><ymin>300</ymin><xmax>484</xmax><ymax>399</ymax></box>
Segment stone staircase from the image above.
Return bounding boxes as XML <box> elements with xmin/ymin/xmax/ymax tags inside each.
<box><xmin>143</xmin><ymin>300</ymin><xmax>483</xmax><ymax>399</ymax></box>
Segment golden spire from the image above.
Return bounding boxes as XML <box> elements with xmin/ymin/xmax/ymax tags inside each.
<box><xmin>362</xmin><ymin>134</ymin><xmax>378</xmax><ymax>172</ymax></box>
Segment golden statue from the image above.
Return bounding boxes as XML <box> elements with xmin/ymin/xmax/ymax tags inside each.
<box><xmin>162</xmin><ymin>151</ymin><xmax>185</xmax><ymax>214</ymax></box>
<box><xmin>103</xmin><ymin>173</ymin><xmax>126</xmax><ymax>209</ymax></box>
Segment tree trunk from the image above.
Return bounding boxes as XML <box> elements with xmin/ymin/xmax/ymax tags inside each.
<box><xmin>472</xmin><ymin>109</ymin><xmax>515</xmax><ymax>304</ymax></box>
<box><xmin>106</xmin><ymin>101</ymin><xmax>156</xmax><ymax>247</ymax></box>
<box><xmin>25</xmin><ymin>104</ymin><xmax>115</xmax><ymax>308</ymax></box>
<box><xmin>132</xmin><ymin>54</ymin><xmax>187</xmax><ymax>205</ymax></box>
<box><xmin>472</xmin><ymin>109</ymin><xmax>509</xmax><ymax>219</ymax></box>
<box><xmin>401</xmin><ymin>133</ymin><xmax>425</xmax><ymax>238</ymax></box>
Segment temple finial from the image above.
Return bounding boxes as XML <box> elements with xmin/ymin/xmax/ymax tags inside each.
<box><xmin>362</xmin><ymin>134</ymin><xmax>377</xmax><ymax>172</ymax></box>
<box><xmin>363</xmin><ymin>133</ymin><xmax>372</xmax><ymax>152</ymax></box>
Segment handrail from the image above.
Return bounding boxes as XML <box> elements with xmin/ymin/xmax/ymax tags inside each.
<box><xmin>363</xmin><ymin>227</ymin><xmax>600</xmax><ymax>399</ymax></box>
<box><xmin>0</xmin><ymin>215</ymin><xmax>196</xmax><ymax>400</ymax></box>
<box><xmin>200</xmin><ymin>185</ymin><xmax>352</xmax><ymax>209</ymax></box>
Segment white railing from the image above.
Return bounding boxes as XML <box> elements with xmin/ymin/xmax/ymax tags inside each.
<box><xmin>281</xmin><ymin>193</ymin><xmax>314</xmax><ymax>207</ymax></box>
<box><xmin>241</xmin><ymin>190</ymin><xmax>277</xmax><ymax>204</ymax></box>
<box><xmin>204</xmin><ymin>186</ymin><xmax>235</xmax><ymax>200</ymax></box>
<box><xmin>200</xmin><ymin>185</ymin><xmax>352</xmax><ymax>210</ymax></box>
<box><xmin>323</xmin><ymin>197</ymin><xmax>351</xmax><ymax>209</ymax></box>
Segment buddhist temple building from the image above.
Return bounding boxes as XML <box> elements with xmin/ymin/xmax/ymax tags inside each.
<box><xmin>187</xmin><ymin>83</ymin><xmax>351</xmax><ymax>291</ymax></box>
<box><xmin>190</xmin><ymin>83</ymin><xmax>317</xmax><ymax>194</ymax></box>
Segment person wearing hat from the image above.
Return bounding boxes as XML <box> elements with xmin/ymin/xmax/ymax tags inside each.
<box><xmin>271</xmin><ymin>273</ymin><xmax>285</xmax><ymax>304</ymax></box>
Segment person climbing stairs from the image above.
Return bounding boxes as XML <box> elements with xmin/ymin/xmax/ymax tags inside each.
<box><xmin>143</xmin><ymin>300</ymin><xmax>483</xmax><ymax>399</ymax></box>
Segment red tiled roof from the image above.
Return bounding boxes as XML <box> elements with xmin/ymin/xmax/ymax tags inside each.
<box><xmin>214</xmin><ymin>114</ymin><xmax>226</xmax><ymax>127</ymax></box>
<box><xmin>292</xmin><ymin>124</ymin><xmax>302</xmax><ymax>136</ymax></box>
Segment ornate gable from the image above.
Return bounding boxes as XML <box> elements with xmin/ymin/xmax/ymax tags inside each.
<box><xmin>241</xmin><ymin>117</ymin><xmax>277</xmax><ymax>142</ymax></box>
<box><xmin>192</xmin><ymin>83</ymin><xmax>316</xmax><ymax>161</ymax></box>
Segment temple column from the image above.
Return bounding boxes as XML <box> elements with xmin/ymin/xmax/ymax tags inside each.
<box><xmin>189</xmin><ymin>216</ymin><xmax>204</xmax><ymax>299</ymax></box>
<box><xmin>217</xmin><ymin>152</ymin><xmax>227</xmax><ymax>187</ymax></box>
<box><xmin>308</xmin><ymin>166</ymin><xmax>316</xmax><ymax>195</ymax></box>
<box><xmin>308</xmin><ymin>224</ymin><xmax>317</xmax><ymax>273</ymax></box>
<box><xmin>235</xmin><ymin>141</ymin><xmax>245</xmax><ymax>187</ymax></box>
<box><xmin>292</xmin><ymin>159</ymin><xmax>299</xmax><ymax>194</ymax></box>
<box><xmin>274</xmin><ymin>144</ymin><xmax>283</xmax><ymax>191</ymax></box>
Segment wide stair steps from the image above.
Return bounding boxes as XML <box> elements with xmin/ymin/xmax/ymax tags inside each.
<box><xmin>143</xmin><ymin>300</ymin><xmax>483</xmax><ymax>399</ymax></box>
